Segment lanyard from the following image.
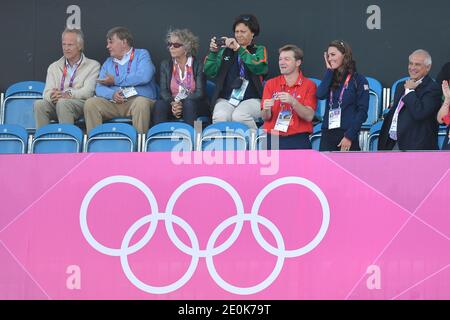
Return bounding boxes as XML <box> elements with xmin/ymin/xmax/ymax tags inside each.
<box><xmin>172</xmin><ymin>61</ymin><xmax>193</xmax><ymax>91</ymax></box>
<box><xmin>279</xmin><ymin>80</ymin><xmax>301</xmax><ymax>111</ymax></box>
<box><xmin>396</xmin><ymin>95</ymin><xmax>406</xmax><ymax>112</ymax></box>
<box><xmin>329</xmin><ymin>74</ymin><xmax>351</xmax><ymax>109</ymax></box>
<box><xmin>392</xmin><ymin>94</ymin><xmax>406</xmax><ymax>120</ymax></box>
<box><xmin>237</xmin><ymin>55</ymin><xmax>245</xmax><ymax>78</ymax></box>
<box><xmin>60</xmin><ymin>56</ymin><xmax>83</xmax><ymax>91</ymax></box>
<box><xmin>114</xmin><ymin>48</ymin><xmax>135</xmax><ymax>77</ymax></box>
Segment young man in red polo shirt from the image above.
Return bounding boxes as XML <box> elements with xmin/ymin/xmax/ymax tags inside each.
<box><xmin>261</xmin><ymin>44</ymin><xmax>317</xmax><ymax>149</ymax></box>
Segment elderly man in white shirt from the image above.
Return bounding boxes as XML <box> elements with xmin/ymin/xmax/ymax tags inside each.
<box><xmin>34</xmin><ymin>28</ymin><xmax>100</xmax><ymax>129</ymax></box>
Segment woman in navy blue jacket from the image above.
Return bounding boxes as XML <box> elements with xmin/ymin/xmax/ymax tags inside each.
<box><xmin>316</xmin><ymin>40</ymin><xmax>369</xmax><ymax>151</ymax></box>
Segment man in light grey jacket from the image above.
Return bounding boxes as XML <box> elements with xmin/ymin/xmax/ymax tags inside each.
<box><xmin>34</xmin><ymin>28</ymin><xmax>100</xmax><ymax>129</ymax></box>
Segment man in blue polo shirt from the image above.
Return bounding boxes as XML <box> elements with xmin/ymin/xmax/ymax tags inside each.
<box><xmin>84</xmin><ymin>26</ymin><xmax>157</xmax><ymax>133</ymax></box>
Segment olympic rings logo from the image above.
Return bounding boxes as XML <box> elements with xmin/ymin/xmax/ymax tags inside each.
<box><xmin>80</xmin><ymin>176</ymin><xmax>330</xmax><ymax>295</ymax></box>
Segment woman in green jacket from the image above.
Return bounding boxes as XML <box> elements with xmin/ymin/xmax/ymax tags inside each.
<box><xmin>204</xmin><ymin>14</ymin><xmax>268</xmax><ymax>129</ymax></box>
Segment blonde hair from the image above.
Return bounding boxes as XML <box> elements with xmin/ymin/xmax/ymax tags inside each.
<box><xmin>166</xmin><ymin>28</ymin><xmax>199</xmax><ymax>57</ymax></box>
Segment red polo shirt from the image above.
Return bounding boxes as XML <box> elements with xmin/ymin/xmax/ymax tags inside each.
<box><xmin>262</xmin><ymin>71</ymin><xmax>317</xmax><ymax>136</ymax></box>
<box><xmin>443</xmin><ymin>113</ymin><xmax>450</xmax><ymax>126</ymax></box>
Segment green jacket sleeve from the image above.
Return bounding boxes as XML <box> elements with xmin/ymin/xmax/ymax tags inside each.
<box><xmin>238</xmin><ymin>45</ymin><xmax>268</xmax><ymax>76</ymax></box>
<box><xmin>203</xmin><ymin>49</ymin><xmax>224</xmax><ymax>79</ymax></box>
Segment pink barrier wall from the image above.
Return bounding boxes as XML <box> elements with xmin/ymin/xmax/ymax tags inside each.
<box><xmin>0</xmin><ymin>151</ymin><xmax>449</xmax><ymax>300</ymax></box>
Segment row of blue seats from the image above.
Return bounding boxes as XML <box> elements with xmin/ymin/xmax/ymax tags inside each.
<box><xmin>0</xmin><ymin>77</ymin><xmax>408</xmax><ymax>135</ymax></box>
<box><xmin>2</xmin><ymin>119</ymin><xmax>447</xmax><ymax>154</ymax></box>
<box><xmin>0</xmin><ymin>121</ymin><xmax>257</xmax><ymax>154</ymax></box>
<box><xmin>310</xmin><ymin>121</ymin><xmax>448</xmax><ymax>151</ymax></box>
<box><xmin>0</xmin><ymin>81</ymin><xmax>210</xmax><ymax>132</ymax></box>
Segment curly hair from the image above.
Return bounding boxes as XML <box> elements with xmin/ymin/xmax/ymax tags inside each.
<box><xmin>328</xmin><ymin>40</ymin><xmax>357</xmax><ymax>90</ymax></box>
<box><xmin>166</xmin><ymin>28</ymin><xmax>199</xmax><ymax>57</ymax></box>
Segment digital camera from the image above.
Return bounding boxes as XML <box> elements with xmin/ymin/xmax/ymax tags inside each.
<box><xmin>215</xmin><ymin>37</ymin><xmax>226</xmax><ymax>47</ymax></box>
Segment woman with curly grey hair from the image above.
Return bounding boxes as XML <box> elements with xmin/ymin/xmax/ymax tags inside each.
<box><xmin>152</xmin><ymin>28</ymin><xmax>210</xmax><ymax>126</ymax></box>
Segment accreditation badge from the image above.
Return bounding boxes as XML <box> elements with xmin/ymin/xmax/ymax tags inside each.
<box><xmin>229</xmin><ymin>79</ymin><xmax>249</xmax><ymax>107</ymax></box>
<box><xmin>175</xmin><ymin>86</ymin><xmax>189</xmax><ymax>102</ymax></box>
<box><xmin>121</xmin><ymin>86</ymin><xmax>138</xmax><ymax>98</ymax></box>
<box><xmin>274</xmin><ymin>110</ymin><xmax>292</xmax><ymax>133</ymax></box>
<box><xmin>328</xmin><ymin>107</ymin><xmax>342</xmax><ymax>129</ymax></box>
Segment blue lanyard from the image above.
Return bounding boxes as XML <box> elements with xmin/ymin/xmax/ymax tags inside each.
<box><xmin>237</xmin><ymin>55</ymin><xmax>245</xmax><ymax>78</ymax></box>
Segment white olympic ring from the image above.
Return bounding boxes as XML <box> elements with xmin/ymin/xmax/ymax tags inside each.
<box><xmin>80</xmin><ymin>176</ymin><xmax>159</xmax><ymax>256</ymax></box>
<box><xmin>251</xmin><ymin>177</ymin><xmax>330</xmax><ymax>258</ymax></box>
<box><xmin>80</xmin><ymin>175</ymin><xmax>330</xmax><ymax>295</ymax></box>
<box><xmin>165</xmin><ymin>176</ymin><xmax>245</xmax><ymax>257</ymax></box>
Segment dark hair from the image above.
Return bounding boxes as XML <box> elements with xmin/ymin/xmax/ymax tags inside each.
<box><xmin>106</xmin><ymin>26</ymin><xmax>134</xmax><ymax>47</ymax></box>
<box><xmin>232</xmin><ymin>14</ymin><xmax>260</xmax><ymax>37</ymax></box>
<box><xmin>436</xmin><ymin>62</ymin><xmax>450</xmax><ymax>85</ymax></box>
<box><xmin>328</xmin><ymin>40</ymin><xmax>356</xmax><ymax>90</ymax></box>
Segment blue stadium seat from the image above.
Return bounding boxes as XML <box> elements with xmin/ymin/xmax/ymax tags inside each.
<box><xmin>196</xmin><ymin>116</ymin><xmax>211</xmax><ymax>128</ymax></box>
<box><xmin>200</xmin><ymin>122</ymin><xmax>250</xmax><ymax>151</ymax></box>
<box><xmin>1</xmin><ymin>81</ymin><xmax>45</xmax><ymax>132</ymax></box>
<box><xmin>367</xmin><ymin>120</ymin><xmax>384</xmax><ymax>151</ymax></box>
<box><xmin>250</xmin><ymin>128</ymin><xmax>267</xmax><ymax>150</ymax></box>
<box><xmin>438</xmin><ymin>124</ymin><xmax>448</xmax><ymax>150</ymax></box>
<box><xmin>145</xmin><ymin>122</ymin><xmax>194</xmax><ymax>152</ymax></box>
<box><xmin>86</xmin><ymin>123</ymin><xmax>137</xmax><ymax>152</ymax></box>
<box><xmin>0</xmin><ymin>124</ymin><xmax>28</xmax><ymax>154</ymax></box>
<box><xmin>364</xmin><ymin>77</ymin><xmax>383</xmax><ymax>127</ymax></box>
<box><xmin>309</xmin><ymin>122</ymin><xmax>322</xmax><ymax>151</ymax></box>
<box><xmin>31</xmin><ymin>124</ymin><xmax>83</xmax><ymax>154</ymax></box>
<box><xmin>309</xmin><ymin>77</ymin><xmax>327</xmax><ymax>122</ymax></box>
<box><xmin>206</xmin><ymin>80</ymin><xmax>215</xmax><ymax>104</ymax></box>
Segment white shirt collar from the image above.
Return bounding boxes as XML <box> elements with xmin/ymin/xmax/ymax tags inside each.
<box><xmin>414</xmin><ymin>76</ymin><xmax>424</xmax><ymax>83</ymax></box>
<box><xmin>404</xmin><ymin>76</ymin><xmax>425</xmax><ymax>95</ymax></box>
<box><xmin>174</xmin><ymin>56</ymin><xmax>193</xmax><ymax>67</ymax></box>
<box><xmin>174</xmin><ymin>56</ymin><xmax>193</xmax><ymax>81</ymax></box>
<box><xmin>65</xmin><ymin>53</ymin><xmax>84</xmax><ymax>68</ymax></box>
<box><xmin>113</xmin><ymin>47</ymin><xmax>133</xmax><ymax>65</ymax></box>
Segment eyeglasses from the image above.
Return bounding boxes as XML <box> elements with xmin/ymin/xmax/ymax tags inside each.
<box><xmin>167</xmin><ymin>42</ymin><xmax>184</xmax><ymax>48</ymax></box>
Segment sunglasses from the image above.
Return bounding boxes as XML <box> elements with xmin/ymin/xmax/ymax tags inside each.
<box><xmin>167</xmin><ymin>42</ymin><xmax>184</xmax><ymax>48</ymax></box>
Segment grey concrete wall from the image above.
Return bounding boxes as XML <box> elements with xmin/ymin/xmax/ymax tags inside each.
<box><xmin>1</xmin><ymin>0</ymin><xmax>449</xmax><ymax>92</ymax></box>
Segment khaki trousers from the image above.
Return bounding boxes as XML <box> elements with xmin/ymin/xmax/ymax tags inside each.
<box><xmin>84</xmin><ymin>96</ymin><xmax>155</xmax><ymax>134</ymax></box>
<box><xmin>34</xmin><ymin>98</ymin><xmax>85</xmax><ymax>129</ymax></box>
<box><xmin>212</xmin><ymin>98</ymin><xmax>261</xmax><ymax>129</ymax></box>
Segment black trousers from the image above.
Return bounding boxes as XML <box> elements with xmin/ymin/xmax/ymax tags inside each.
<box><xmin>152</xmin><ymin>98</ymin><xmax>210</xmax><ymax>126</ymax></box>
<box><xmin>319</xmin><ymin>128</ymin><xmax>360</xmax><ymax>151</ymax></box>
<box><xmin>266</xmin><ymin>133</ymin><xmax>312</xmax><ymax>150</ymax></box>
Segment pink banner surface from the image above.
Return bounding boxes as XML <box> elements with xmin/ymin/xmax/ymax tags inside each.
<box><xmin>0</xmin><ymin>151</ymin><xmax>449</xmax><ymax>300</ymax></box>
